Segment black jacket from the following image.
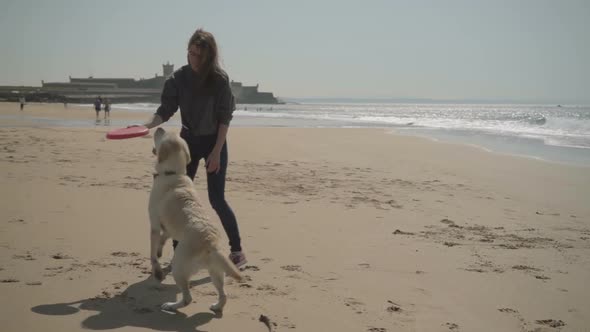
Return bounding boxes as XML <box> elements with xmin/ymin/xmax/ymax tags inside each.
<box><xmin>156</xmin><ymin>65</ymin><xmax>235</xmax><ymax>136</ymax></box>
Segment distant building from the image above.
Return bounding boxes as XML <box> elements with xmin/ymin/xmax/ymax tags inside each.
<box><xmin>39</xmin><ymin>63</ymin><xmax>279</xmax><ymax>104</ymax></box>
<box><xmin>230</xmin><ymin>81</ymin><xmax>278</xmax><ymax>104</ymax></box>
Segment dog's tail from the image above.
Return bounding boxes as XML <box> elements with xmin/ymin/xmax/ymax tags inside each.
<box><xmin>210</xmin><ymin>250</ymin><xmax>242</xmax><ymax>281</ymax></box>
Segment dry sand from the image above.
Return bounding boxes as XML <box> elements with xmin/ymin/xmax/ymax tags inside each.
<box><xmin>1</xmin><ymin>102</ymin><xmax>589</xmax><ymax>331</ymax></box>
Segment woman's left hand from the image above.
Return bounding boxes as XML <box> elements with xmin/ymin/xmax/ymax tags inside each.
<box><xmin>206</xmin><ymin>150</ymin><xmax>221</xmax><ymax>174</ymax></box>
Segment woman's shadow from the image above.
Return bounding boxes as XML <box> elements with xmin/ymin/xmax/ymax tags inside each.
<box><xmin>31</xmin><ymin>275</ymin><xmax>220</xmax><ymax>332</ymax></box>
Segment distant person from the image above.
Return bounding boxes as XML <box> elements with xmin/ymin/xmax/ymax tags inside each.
<box><xmin>138</xmin><ymin>28</ymin><xmax>246</xmax><ymax>268</ymax></box>
<box><xmin>103</xmin><ymin>98</ymin><xmax>111</xmax><ymax>120</ymax></box>
<box><xmin>19</xmin><ymin>96</ymin><xmax>25</xmax><ymax>111</ymax></box>
<box><xmin>94</xmin><ymin>97</ymin><xmax>102</xmax><ymax>119</ymax></box>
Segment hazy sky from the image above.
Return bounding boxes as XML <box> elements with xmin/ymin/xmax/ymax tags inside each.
<box><xmin>1</xmin><ymin>0</ymin><xmax>588</xmax><ymax>103</ymax></box>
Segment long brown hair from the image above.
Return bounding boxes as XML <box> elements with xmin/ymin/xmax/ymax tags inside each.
<box><xmin>187</xmin><ymin>28</ymin><xmax>224</xmax><ymax>86</ymax></box>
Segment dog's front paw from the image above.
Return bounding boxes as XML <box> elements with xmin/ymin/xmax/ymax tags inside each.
<box><xmin>161</xmin><ymin>302</ymin><xmax>179</xmax><ymax>312</ymax></box>
<box><xmin>161</xmin><ymin>300</ymin><xmax>189</xmax><ymax>312</ymax></box>
<box><xmin>209</xmin><ymin>303</ymin><xmax>224</xmax><ymax>313</ymax></box>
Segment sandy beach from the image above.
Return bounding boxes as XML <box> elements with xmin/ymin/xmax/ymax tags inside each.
<box><xmin>1</xmin><ymin>102</ymin><xmax>589</xmax><ymax>331</ymax></box>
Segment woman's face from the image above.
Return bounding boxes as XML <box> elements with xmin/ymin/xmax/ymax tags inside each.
<box><xmin>188</xmin><ymin>44</ymin><xmax>204</xmax><ymax>72</ymax></box>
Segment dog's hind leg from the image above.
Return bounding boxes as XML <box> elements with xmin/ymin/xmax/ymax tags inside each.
<box><xmin>161</xmin><ymin>270</ymin><xmax>192</xmax><ymax>311</ymax></box>
<box><xmin>208</xmin><ymin>267</ymin><xmax>227</xmax><ymax>313</ymax></box>
<box><xmin>148</xmin><ymin>204</ymin><xmax>164</xmax><ymax>281</ymax></box>
<box><xmin>161</xmin><ymin>250</ymin><xmax>193</xmax><ymax>311</ymax></box>
<box><xmin>149</xmin><ymin>224</ymin><xmax>165</xmax><ymax>282</ymax></box>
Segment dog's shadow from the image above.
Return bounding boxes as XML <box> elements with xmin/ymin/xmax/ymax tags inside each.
<box><xmin>31</xmin><ymin>276</ymin><xmax>219</xmax><ymax>332</ymax></box>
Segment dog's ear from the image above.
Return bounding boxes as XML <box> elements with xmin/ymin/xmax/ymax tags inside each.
<box><xmin>157</xmin><ymin>140</ymin><xmax>179</xmax><ymax>164</ymax></box>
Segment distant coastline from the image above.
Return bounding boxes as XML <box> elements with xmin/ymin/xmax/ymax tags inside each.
<box><xmin>0</xmin><ymin>63</ymin><xmax>281</xmax><ymax>105</ymax></box>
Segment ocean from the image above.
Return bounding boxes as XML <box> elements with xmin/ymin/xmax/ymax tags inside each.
<box><xmin>229</xmin><ymin>102</ymin><xmax>590</xmax><ymax>166</ymax></box>
<box><xmin>5</xmin><ymin>101</ymin><xmax>590</xmax><ymax>166</ymax></box>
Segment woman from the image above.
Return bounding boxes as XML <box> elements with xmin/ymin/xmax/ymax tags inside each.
<box><xmin>141</xmin><ymin>29</ymin><xmax>246</xmax><ymax>267</ymax></box>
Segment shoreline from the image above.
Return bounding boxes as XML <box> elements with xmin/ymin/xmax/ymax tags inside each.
<box><xmin>390</xmin><ymin>128</ymin><xmax>590</xmax><ymax>168</ymax></box>
<box><xmin>2</xmin><ymin>101</ymin><xmax>590</xmax><ymax>168</ymax></box>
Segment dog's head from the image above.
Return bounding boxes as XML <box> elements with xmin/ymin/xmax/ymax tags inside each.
<box><xmin>153</xmin><ymin>128</ymin><xmax>191</xmax><ymax>172</ymax></box>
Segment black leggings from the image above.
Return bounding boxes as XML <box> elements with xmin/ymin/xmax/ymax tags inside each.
<box><xmin>172</xmin><ymin>131</ymin><xmax>242</xmax><ymax>252</ymax></box>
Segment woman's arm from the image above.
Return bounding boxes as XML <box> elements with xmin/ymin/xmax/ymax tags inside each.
<box><xmin>143</xmin><ymin>113</ymin><xmax>164</xmax><ymax>129</ymax></box>
<box><xmin>214</xmin><ymin>124</ymin><xmax>229</xmax><ymax>152</ymax></box>
<box><xmin>206</xmin><ymin>76</ymin><xmax>235</xmax><ymax>173</ymax></box>
<box><xmin>139</xmin><ymin>75</ymin><xmax>179</xmax><ymax>129</ymax></box>
<box><xmin>206</xmin><ymin>124</ymin><xmax>229</xmax><ymax>174</ymax></box>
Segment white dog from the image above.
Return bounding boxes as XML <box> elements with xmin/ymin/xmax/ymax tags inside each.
<box><xmin>148</xmin><ymin>127</ymin><xmax>242</xmax><ymax>312</ymax></box>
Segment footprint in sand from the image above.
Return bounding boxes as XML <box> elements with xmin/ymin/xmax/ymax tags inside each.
<box><xmin>45</xmin><ymin>266</ymin><xmax>64</xmax><ymax>272</ymax></box>
<box><xmin>535</xmin><ymin>211</ymin><xmax>560</xmax><ymax>216</ymax></box>
<box><xmin>512</xmin><ymin>265</ymin><xmax>541</xmax><ymax>272</ymax></box>
<box><xmin>256</xmin><ymin>284</ymin><xmax>288</xmax><ymax>296</ymax></box>
<box><xmin>535</xmin><ymin>319</ymin><xmax>565</xmax><ymax>328</ymax></box>
<box><xmin>384</xmin><ymin>199</ymin><xmax>403</xmax><ymax>209</ymax></box>
<box><xmin>280</xmin><ymin>265</ymin><xmax>302</xmax><ymax>272</ymax></box>
<box><xmin>13</xmin><ymin>252</ymin><xmax>36</xmax><ymax>260</ymax></box>
<box><xmin>444</xmin><ymin>322</ymin><xmax>459</xmax><ymax>330</ymax></box>
<box><xmin>94</xmin><ymin>290</ymin><xmax>113</xmax><ymax>300</ymax></box>
<box><xmin>51</xmin><ymin>253</ymin><xmax>72</xmax><ymax>260</ymax></box>
<box><xmin>498</xmin><ymin>308</ymin><xmax>530</xmax><ymax>328</ymax></box>
<box><xmin>256</xmin><ymin>284</ymin><xmax>277</xmax><ymax>292</ymax></box>
<box><xmin>243</xmin><ymin>265</ymin><xmax>260</xmax><ymax>272</ymax></box>
<box><xmin>393</xmin><ymin>229</ymin><xmax>415</xmax><ymax>235</ymax></box>
<box><xmin>280</xmin><ymin>322</ymin><xmax>296</xmax><ymax>329</ymax></box>
<box><xmin>386</xmin><ymin>300</ymin><xmax>402</xmax><ymax>313</ymax></box>
<box><xmin>368</xmin><ymin>328</ymin><xmax>387</xmax><ymax>332</ymax></box>
<box><xmin>358</xmin><ymin>263</ymin><xmax>371</xmax><ymax>269</ymax></box>
<box><xmin>2</xmin><ymin>278</ymin><xmax>19</xmax><ymax>283</ymax></box>
<box><xmin>112</xmin><ymin>281</ymin><xmax>128</xmax><ymax>290</ymax></box>
<box><xmin>111</xmin><ymin>251</ymin><xmax>140</xmax><ymax>258</ymax></box>
<box><xmin>440</xmin><ymin>218</ymin><xmax>462</xmax><ymax>228</ymax></box>
<box><xmin>344</xmin><ymin>297</ymin><xmax>366</xmax><ymax>314</ymax></box>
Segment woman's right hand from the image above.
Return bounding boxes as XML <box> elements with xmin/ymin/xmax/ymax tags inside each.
<box><xmin>134</xmin><ymin>114</ymin><xmax>163</xmax><ymax>130</ymax></box>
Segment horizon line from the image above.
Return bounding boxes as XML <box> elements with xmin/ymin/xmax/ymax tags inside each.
<box><xmin>279</xmin><ymin>96</ymin><xmax>590</xmax><ymax>106</ymax></box>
